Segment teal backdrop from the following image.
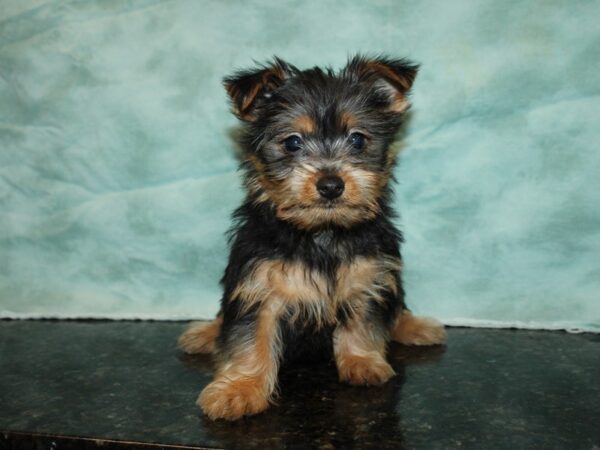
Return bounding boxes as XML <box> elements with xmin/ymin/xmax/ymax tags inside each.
<box><xmin>1</xmin><ymin>1</ymin><xmax>599</xmax><ymax>331</ymax></box>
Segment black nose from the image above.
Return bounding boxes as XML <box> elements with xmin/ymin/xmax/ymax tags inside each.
<box><xmin>316</xmin><ymin>175</ymin><xmax>345</xmax><ymax>200</ymax></box>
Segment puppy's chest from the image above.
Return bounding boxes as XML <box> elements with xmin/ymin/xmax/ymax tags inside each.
<box><xmin>234</xmin><ymin>248</ymin><xmax>400</xmax><ymax>326</ymax></box>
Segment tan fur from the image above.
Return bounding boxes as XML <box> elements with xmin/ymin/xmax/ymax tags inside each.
<box><xmin>365</xmin><ymin>61</ymin><xmax>414</xmax><ymax>91</ymax></box>
<box><xmin>341</xmin><ymin>167</ymin><xmax>381</xmax><ymax>214</ymax></box>
<box><xmin>335</xmin><ymin>256</ymin><xmax>400</xmax><ymax>304</ymax></box>
<box><xmin>204</xmin><ymin>56</ymin><xmax>437</xmax><ymax>421</ymax></box>
<box><xmin>225</xmin><ymin>255</ymin><xmax>401</xmax><ymax>393</ymax></box>
<box><xmin>246</xmin><ymin>153</ymin><xmax>386</xmax><ymax>231</ymax></box>
<box><xmin>178</xmin><ymin>316</ymin><xmax>222</xmax><ymax>354</ymax></box>
<box><xmin>334</xmin><ymin>315</ymin><xmax>395</xmax><ymax>386</ymax></box>
<box><xmin>231</xmin><ymin>259</ymin><xmax>330</xmax><ymax>325</ymax></box>
<box><xmin>392</xmin><ymin>310</ymin><xmax>447</xmax><ymax>346</ymax></box>
<box><xmin>336</xmin><ymin>353</ymin><xmax>396</xmax><ymax>385</ymax></box>
<box><xmin>226</xmin><ymin>66</ymin><xmax>287</xmax><ymax>121</ymax></box>
<box><xmin>293</xmin><ymin>115</ymin><xmax>316</xmax><ymax>135</ymax></box>
<box><xmin>353</xmin><ymin>60</ymin><xmax>414</xmax><ymax>113</ymax></box>
<box><xmin>384</xmin><ymin>146</ymin><xmax>398</xmax><ymax>174</ymax></box>
<box><xmin>245</xmin><ymin>154</ymin><xmax>282</xmax><ymax>203</ymax></box>
<box><xmin>198</xmin><ymin>376</ymin><xmax>271</xmax><ymax>421</ymax></box>
<box><xmin>190</xmin><ymin>256</ymin><xmax>444</xmax><ymax>419</ymax></box>
<box><xmin>340</xmin><ymin>111</ymin><xmax>358</xmax><ymax>130</ymax></box>
<box><xmin>270</xmin><ymin>164</ymin><xmax>384</xmax><ymax>231</ymax></box>
<box><xmin>245</xmin><ymin>130</ymin><xmax>396</xmax><ymax>227</ymax></box>
<box><xmin>231</xmin><ymin>256</ymin><xmax>401</xmax><ymax>329</ymax></box>
<box><xmin>199</xmin><ymin>300</ymin><xmax>283</xmax><ymax>421</ymax></box>
<box><xmin>389</xmin><ymin>96</ymin><xmax>410</xmax><ymax>113</ymax></box>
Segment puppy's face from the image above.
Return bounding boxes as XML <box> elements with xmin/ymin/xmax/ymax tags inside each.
<box><xmin>225</xmin><ymin>56</ymin><xmax>418</xmax><ymax>230</ymax></box>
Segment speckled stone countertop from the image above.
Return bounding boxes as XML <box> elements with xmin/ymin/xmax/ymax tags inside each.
<box><xmin>0</xmin><ymin>321</ymin><xmax>598</xmax><ymax>449</ymax></box>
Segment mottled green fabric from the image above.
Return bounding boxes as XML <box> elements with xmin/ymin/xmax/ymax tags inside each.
<box><xmin>1</xmin><ymin>1</ymin><xmax>599</xmax><ymax>329</ymax></box>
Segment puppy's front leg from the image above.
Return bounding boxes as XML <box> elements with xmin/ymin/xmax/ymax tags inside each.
<box><xmin>198</xmin><ymin>301</ymin><xmax>283</xmax><ymax>421</ymax></box>
<box><xmin>334</xmin><ymin>305</ymin><xmax>395</xmax><ymax>386</ymax></box>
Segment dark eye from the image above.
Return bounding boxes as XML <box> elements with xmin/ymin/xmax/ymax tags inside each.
<box><xmin>349</xmin><ymin>132</ymin><xmax>366</xmax><ymax>150</ymax></box>
<box><xmin>283</xmin><ymin>135</ymin><xmax>303</xmax><ymax>153</ymax></box>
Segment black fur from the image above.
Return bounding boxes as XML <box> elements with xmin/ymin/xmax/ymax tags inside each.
<box><xmin>218</xmin><ymin>55</ymin><xmax>417</xmax><ymax>361</ymax></box>
<box><xmin>220</xmin><ymin>199</ymin><xmax>406</xmax><ymax>361</ymax></box>
<box><xmin>179</xmin><ymin>57</ymin><xmax>446</xmax><ymax>421</ymax></box>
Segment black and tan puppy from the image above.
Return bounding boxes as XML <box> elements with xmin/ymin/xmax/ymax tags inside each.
<box><xmin>179</xmin><ymin>56</ymin><xmax>446</xmax><ymax>421</ymax></box>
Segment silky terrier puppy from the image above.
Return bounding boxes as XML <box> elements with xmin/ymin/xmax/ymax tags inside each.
<box><xmin>179</xmin><ymin>55</ymin><xmax>446</xmax><ymax>421</ymax></box>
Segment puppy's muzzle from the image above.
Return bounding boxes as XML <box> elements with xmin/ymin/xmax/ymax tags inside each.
<box><xmin>316</xmin><ymin>175</ymin><xmax>345</xmax><ymax>200</ymax></box>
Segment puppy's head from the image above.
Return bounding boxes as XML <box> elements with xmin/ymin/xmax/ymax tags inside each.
<box><xmin>224</xmin><ymin>55</ymin><xmax>418</xmax><ymax>230</ymax></box>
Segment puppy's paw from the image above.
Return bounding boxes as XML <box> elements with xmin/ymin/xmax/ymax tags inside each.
<box><xmin>198</xmin><ymin>377</ymin><xmax>270</xmax><ymax>421</ymax></box>
<box><xmin>337</xmin><ymin>353</ymin><xmax>395</xmax><ymax>386</ymax></box>
<box><xmin>392</xmin><ymin>311</ymin><xmax>447</xmax><ymax>346</ymax></box>
<box><xmin>178</xmin><ymin>319</ymin><xmax>221</xmax><ymax>354</ymax></box>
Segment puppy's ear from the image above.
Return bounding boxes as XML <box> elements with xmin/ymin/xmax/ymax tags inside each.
<box><xmin>344</xmin><ymin>55</ymin><xmax>419</xmax><ymax>113</ymax></box>
<box><xmin>223</xmin><ymin>58</ymin><xmax>294</xmax><ymax>121</ymax></box>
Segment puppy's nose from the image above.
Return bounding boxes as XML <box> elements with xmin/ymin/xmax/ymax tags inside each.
<box><xmin>316</xmin><ymin>175</ymin><xmax>345</xmax><ymax>200</ymax></box>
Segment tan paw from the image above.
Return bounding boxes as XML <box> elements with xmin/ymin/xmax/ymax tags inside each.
<box><xmin>337</xmin><ymin>354</ymin><xmax>395</xmax><ymax>386</ymax></box>
<box><xmin>392</xmin><ymin>311</ymin><xmax>447</xmax><ymax>346</ymax></box>
<box><xmin>178</xmin><ymin>318</ymin><xmax>221</xmax><ymax>354</ymax></box>
<box><xmin>198</xmin><ymin>377</ymin><xmax>270</xmax><ymax>421</ymax></box>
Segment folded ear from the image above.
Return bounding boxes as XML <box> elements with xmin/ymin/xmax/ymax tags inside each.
<box><xmin>344</xmin><ymin>55</ymin><xmax>419</xmax><ymax>113</ymax></box>
<box><xmin>223</xmin><ymin>58</ymin><xmax>294</xmax><ymax>121</ymax></box>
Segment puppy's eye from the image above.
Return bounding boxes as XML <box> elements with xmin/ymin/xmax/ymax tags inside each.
<box><xmin>283</xmin><ymin>135</ymin><xmax>303</xmax><ymax>153</ymax></box>
<box><xmin>349</xmin><ymin>132</ymin><xmax>366</xmax><ymax>150</ymax></box>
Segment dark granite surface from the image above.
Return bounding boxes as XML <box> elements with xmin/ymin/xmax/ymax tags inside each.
<box><xmin>0</xmin><ymin>321</ymin><xmax>598</xmax><ymax>449</ymax></box>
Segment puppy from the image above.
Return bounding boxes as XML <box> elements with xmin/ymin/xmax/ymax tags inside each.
<box><xmin>179</xmin><ymin>56</ymin><xmax>446</xmax><ymax>421</ymax></box>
